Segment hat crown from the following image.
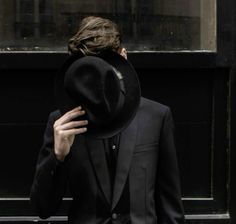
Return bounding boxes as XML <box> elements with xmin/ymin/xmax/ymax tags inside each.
<box><xmin>64</xmin><ymin>56</ymin><xmax>125</xmax><ymax>125</ymax></box>
<box><xmin>55</xmin><ymin>51</ymin><xmax>140</xmax><ymax>138</ymax></box>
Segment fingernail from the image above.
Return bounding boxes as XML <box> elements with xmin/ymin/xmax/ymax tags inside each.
<box><xmin>84</xmin><ymin>127</ymin><xmax>87</xmax><ymax>131</ymax></box>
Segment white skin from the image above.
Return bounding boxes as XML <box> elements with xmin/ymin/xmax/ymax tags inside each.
<box><xmin>54</xmin><ymin>48</ymin><xmax>127</xmax><ymax>161</ymax></box>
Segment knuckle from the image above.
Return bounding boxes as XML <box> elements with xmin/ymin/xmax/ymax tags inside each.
<box><xmin>68</xmin><ymin>114</ymin><xmax>73</xmax><ymax>121</ymax></box>
<box><xmin>57</xmin><ymin>130</ymin><xmax>63</xmax><ymax>136</ymax></box>
<box><xmin>54</xmin><ymin>126</ymin><xmax>60</xmax><ymax>132</ymax></box>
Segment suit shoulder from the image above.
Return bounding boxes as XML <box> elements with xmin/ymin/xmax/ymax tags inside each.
<box><xmin>140</xmin><ymin>97</ymin><xmax>170</xmax><ymax>116</ymax></box>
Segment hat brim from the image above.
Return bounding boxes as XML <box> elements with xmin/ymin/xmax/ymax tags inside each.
<box><xmin>55</xmin><ymin>51</ymin><xmax>141</xmax><ymax>139</ymax></box>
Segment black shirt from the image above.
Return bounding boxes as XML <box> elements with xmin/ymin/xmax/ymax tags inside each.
<box><xmin>103</xmin><ymin>134</ymin><xmax>120</xmax><ymax>190</ymax></box>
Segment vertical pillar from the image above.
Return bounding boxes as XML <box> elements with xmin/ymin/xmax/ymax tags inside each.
<box><xmin>200</xmin><ymin>0</ymin><xmax>216</xmax><ymax>51</ymax></box>
<box><xmin>131</xmin><ymin>0</ymin><xmax>138</xmax><ymax>40</ymax></box>
<box><xmin>15</xmin><ymin>0</ymin><xmax>21</xmax><ymax>38</ymax></box>
<box><xmin>34</xmin><ymin>0</ymin><xmax>40</xmax><ymax>38</ymax></box>
<box><xmin>0</xmin><ymin>1</ymin><xmax>5</xmax><ymax>39</ymax></box>
<box><xmin>230</xmin><ymin>0</ymin><xmax>236</xmax><ymax>222</ymax></box>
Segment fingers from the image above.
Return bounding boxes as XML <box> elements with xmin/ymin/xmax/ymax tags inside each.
<box><xmin>54</xmin><ymin>106</ymin><xmax>88</xmax><ymax>140</ymax></box>
<box><xmin>54</xmin><ymin>106</ymin><xmax>85</xmax><ymax>126</ymax></box>
<box><xmin>61</xmin><ymin>127</ymin><xmax>87</xmax><ymax>137</ymax></box>
<box><xmin>60</xmin><ymin>120</ymin><xmax>88</xmax><ymax>130</ymax></box>
<box><xmin>55</xmin><ymin>127</ymin><xmax>87</xmax><ymax>142</ymax></box>
<box><xmin>54</xmin><ymin>122</ymin><xmax>87</xmax><ymax>141</ymax></box>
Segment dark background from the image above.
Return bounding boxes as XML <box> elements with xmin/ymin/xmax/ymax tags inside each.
<box><xmin>0</xmin><ymin>0</ymin><xmax>236</xmax><ymax>223</ymax></box>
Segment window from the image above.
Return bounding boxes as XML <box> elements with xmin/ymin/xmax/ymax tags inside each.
<box><xmin>0</xmin><ymin>0</ymin><xmax>216</xmax><ymax>52</ymax></box>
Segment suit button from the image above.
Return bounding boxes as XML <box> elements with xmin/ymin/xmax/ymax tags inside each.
<box><xmin>111</xmin><ymin>213</ymin><xmax>118</xmax><ymax>220</ymax></box>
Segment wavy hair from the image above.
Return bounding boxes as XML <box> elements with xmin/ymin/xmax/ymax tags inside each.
<box><xmin>68</xmin><ymin>16</ymin><xmax>122</xmax><ymax>55</ymax></box>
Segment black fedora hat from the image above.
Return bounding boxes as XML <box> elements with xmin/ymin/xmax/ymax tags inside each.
<box><xmin>55</xmin><ymin>50</ymin><xmax>140</xmax><ymax>139</ymax></box>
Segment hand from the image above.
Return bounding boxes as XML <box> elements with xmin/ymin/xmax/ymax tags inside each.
<box><xmin>53</xmin><ymin>106</ymin><xmax>88</xmax><ymax>161</ymax></box>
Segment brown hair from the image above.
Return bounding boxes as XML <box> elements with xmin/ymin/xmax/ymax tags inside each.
<box><xmin>68</xmin><ymin>16</ymin><xmax>122</xmax><ymax>55</ymax></box>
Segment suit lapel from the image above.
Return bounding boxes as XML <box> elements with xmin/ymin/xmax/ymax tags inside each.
<box><xmin>85</xmin><ymin>137</ymin><xmax>111</xmax><ymax>206</ymax></box>
<box><xmin>112</xmin><ymin>115</ymin><xmax>138</xmax><ymax>210</ymax></box>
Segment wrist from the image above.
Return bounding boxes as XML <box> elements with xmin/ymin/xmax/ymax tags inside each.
<box><xmin>54</xmin><ymin>149</ymin><xmax>66</xmax><ymax>162</ymax></box>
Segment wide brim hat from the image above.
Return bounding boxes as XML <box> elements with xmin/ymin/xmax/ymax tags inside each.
<box><xmin>55</xmin><ymin>50</ymin><xmax>141</xmax><ymax>139</ymax></box>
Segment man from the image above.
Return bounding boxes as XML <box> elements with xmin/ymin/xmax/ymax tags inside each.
<box><xmin>30</xmin><ymin>16</ymin><xmax>185</xmax><ymax>224</ymax></box>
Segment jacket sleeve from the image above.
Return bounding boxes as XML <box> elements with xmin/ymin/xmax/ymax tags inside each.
<box><xmin>155</xmin><ymin>107</ymin><xmax>185</xmax><ymax>224</ymax></box>
<box><xmin>30</xmin><ymin>110</ymin><xmax>69</xmax><ymax>219</ymax></box>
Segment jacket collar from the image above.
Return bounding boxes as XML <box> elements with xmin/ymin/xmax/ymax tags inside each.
<box><xmin>112</xmin><ymin>115</ymin><xmax>138</xmax><ymax>209</ymax></box>
<box><xmin>85</xmin><ymin>114</ymin><xmax>138</xmax><ymax>208</ymax></box>
<box><xmin>85</xmin><ymin>137</ymin><xmax>111</xmax><ymax>206</ymax></box>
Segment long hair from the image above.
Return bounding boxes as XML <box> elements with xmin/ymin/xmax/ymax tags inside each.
<box><xmin>68</xmin><ymin>16</ymin><xmax>122</xmax><ymax>55</ymax></box>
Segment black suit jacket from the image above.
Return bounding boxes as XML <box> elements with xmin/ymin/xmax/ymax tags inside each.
<box><xmin>30</xmin><ymin>97</ymin><xmax>185</xmax><ymax>224</ymax></box>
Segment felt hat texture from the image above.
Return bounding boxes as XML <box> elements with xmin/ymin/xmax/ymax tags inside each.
<box><xmin>55</xmin><ymin>51</ymin><xmax>140</xmax><ymax>139</ymax></box>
